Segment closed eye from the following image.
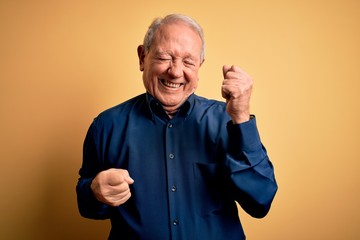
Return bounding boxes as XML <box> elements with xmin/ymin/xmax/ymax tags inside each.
<box><xmin>183</xmin><ymin>60</ymin><xmax>196</xmax><ymax>67</ymax></box>
<box><xmin>154</xmin><ymin>52</ymin><xmax>172</xmax><ymax>62</ymax></box>
<box><xmin>156</xmin><ymin>57</ymin><xmax>171</xmax><ymax>62</ymax></box>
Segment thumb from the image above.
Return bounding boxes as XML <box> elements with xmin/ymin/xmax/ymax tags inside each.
<box><xmin>222</xmin><ymin>65</ymin><xmax>231</xmax><ymax>78</ymax></box>
<box><xmin>121</xmin><ymin>170</ymin><xmax>135</xmax><ymax>184</ymax></box>
<box><xmin>107</xmin><ymin>169</ymin><xmax>134</xmax><ymax>185</ymax></box>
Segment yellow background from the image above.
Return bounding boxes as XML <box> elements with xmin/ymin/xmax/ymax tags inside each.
<box><xmin>1</xmin><ymin>0</ymin><xmax>359</xmax><ymax>239</ymax></box>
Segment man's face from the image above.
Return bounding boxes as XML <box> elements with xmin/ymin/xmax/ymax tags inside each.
<box><xmin>138</xmin><ymin>22</ymin><xmax>203</xmax><ymax>113</ymax></box>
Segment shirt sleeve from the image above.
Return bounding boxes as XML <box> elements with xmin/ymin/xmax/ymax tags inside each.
<box><xmin>225</xmin><ymin>116</ymin><xmax>278</xmax><ymax>218</ymax></box>
<box><xmin>76</xmin><ymin>121</ymin><xmax>111</xmax><ymax>220</ymax></box>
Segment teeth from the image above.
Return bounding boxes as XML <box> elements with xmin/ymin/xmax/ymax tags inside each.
<box><xmin>162</xmin><ymin>80</ymin><xmax>181</xmax><ymax>88</ymax></box>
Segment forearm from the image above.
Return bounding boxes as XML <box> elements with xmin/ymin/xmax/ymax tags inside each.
<box><xmin>226</xmin><ymin>117</ymin><xmax>278</xmax><ymax>218</ymax></box>
<box><xmin>76</xmin><ymin>122</ymin><xmax>111</xmax><ymax>219</ymax></box>
<box><xmin>76</xmin><ymin>177</ymin><xmax>111</xmax><ymax>219</ymax></box>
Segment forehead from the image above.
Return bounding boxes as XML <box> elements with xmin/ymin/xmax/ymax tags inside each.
<box><xmin>151</xmin><ymin>22</ymin><xmax>202</xmax><ymax>53</ymax></box>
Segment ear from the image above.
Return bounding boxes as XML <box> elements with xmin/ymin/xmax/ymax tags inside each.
<box><xmin>199</xmin><ymin>58</ymin><xmax>205</xmax><ymax>67</ymax></box>
<box><xmin>137</xmin><ymin>45</ymin><xmax>145</xmax><ymax>71</ymax></box>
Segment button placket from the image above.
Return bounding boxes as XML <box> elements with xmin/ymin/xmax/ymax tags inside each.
<box><xmin>165</xmin><ymin>120</ymin><xmax>180</xmax><ymax>235</ymax></box>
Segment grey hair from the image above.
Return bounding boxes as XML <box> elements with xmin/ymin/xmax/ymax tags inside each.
<box><xmin>142</xmin><ymin>14</ymin><xmax>205</xmax><ymax>62</ymax></box>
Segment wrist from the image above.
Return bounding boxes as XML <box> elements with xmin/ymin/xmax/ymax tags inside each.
<box><xmin>231</xmin><ymin>112</ymin><xmax>250</xmax><ymax>124</ymax></box>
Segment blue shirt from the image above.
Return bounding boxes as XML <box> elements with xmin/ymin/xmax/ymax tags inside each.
<box><xmin>77</xmin><ymin>93</ymin><xmax>277</xmax><ymax>240</ymax></box>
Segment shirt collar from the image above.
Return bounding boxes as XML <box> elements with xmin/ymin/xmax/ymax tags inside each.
<box><xmin>145</xmin><ymin>92</ymin><xmax>194</xmax><ymax>121</ymax></box>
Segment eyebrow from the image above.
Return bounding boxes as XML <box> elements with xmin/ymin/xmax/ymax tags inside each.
<box><xmin>154</xmin><ymin>50</ymin><xmax>198</xmax><ymax>62</ymax></box>
<box><xmin>155</xmin><ymin>51</ymin><xmax>171</xmax><ymax>57</ymax></box>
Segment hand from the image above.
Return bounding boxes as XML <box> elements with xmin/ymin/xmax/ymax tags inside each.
<box><xmin>222</xmin><ymin>65</ymin><xmax>253</xmax><ymax>124</ymax></box>
<box><xmin>91</xmin><ymin>168</ymin><xmax>134</xmax><ymax>207</ymax></box>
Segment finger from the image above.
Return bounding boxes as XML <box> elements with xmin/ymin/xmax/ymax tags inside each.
<box><xmin>108</xmin><ymin>181</ymin><xmax>131</xmax><ymax>195</ymax></box>
<box><xmin>229</xmin><ymin>65</ymin><xmax>241</xmax><ymax>72</ymax></box>
<box><xmin>222</xmin><ymin>65</ymin><xmax>231</xmax><ymax>78</ymax></box>
<box><xmin>107</xmin><ymin>190</ymin><xmax>132</xmax><ymax>207</ymax></box>
<box><xmin>111</xmin><ymin>191</ymin><xmax>132</xmax><ymax>207</ymax></box>
<box><xmin>221</xmin><ymin>84</ymin><xmax>233</xmax><ymax>100</ymax></box>
<box><xmin>107</xmin><ymin>172</ymin><xmax>125</xmax><ymax>186</ymax></box>
<box><xmin>223</xmin><ymin>65</ymin><xmax>243</xmax><ymax>79</ymax></box>
<box><xmin>106</xmin><ymin>169</ymin><xmax>134</xmax><ymax>186</ymax></box>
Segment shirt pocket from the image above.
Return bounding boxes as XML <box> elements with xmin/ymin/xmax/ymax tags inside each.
<box><xmin>193</xmin><ymin>162</ymin><xmax>230</xmax><ymax>216</ymax></box>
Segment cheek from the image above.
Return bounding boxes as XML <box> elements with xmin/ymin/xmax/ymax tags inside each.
<box><xmin>185</xmin><ymin>70</ymin><xmax>200</xmax><ymax>86</ymax></box>
<box><xmin>147</xmin><ymin>63</ymin><xmax>168</xmax><ymax>79</ymax></box>
<box><xmin>142</xmin><ymin>69</ymin><xmax>155</xmax><ymax>91</ymax></box>
<box><xmin>142</xmin><ymin>65</ymin><xmax>165</xmax><ymax>90</ymax></box>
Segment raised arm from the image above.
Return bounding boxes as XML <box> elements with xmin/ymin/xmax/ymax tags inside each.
<box><xmin>222</xmin><ymin>65</ymin><xmax>277</xmax><ymax>218</ymax></box>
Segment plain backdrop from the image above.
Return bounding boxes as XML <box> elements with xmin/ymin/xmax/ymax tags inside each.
<box><xmin>1</xmin><ymin>0</ymin><xmax>359</xmax><ymax>239</ymax></box>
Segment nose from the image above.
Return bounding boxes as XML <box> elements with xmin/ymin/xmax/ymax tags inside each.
<box><xmin>168</xmin><ymin>60</ymin><xmax>183</xmax><ymax>78</ymax></box>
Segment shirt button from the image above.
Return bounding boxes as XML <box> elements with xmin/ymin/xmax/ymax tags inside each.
<box><xmin>171</xmin><ymin>185</ymin><xmax>177</xmax><ymax>192</ymax></box>
<box><xmin>169</xmin><ymin>153</ymin><xmax>174</xmax><ymax>159</ymax></box>
<box><xmin>173</xmin><ymin>219</ymin><xmax>179</xmax><ymax>226</ymax></box>
<box><xmin>168</xmin><ymin>123</ymin><xmax>173</xmax><ymax>128</ymax></box>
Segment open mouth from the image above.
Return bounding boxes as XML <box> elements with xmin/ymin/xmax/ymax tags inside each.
<box><xmin>161</xmin><ymin>80</ymin><xmax>183</xmax><ymax>89</ymax></box>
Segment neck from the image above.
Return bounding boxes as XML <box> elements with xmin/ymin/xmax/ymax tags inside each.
<box><xmin>165</xmin><ymin>109</ymin><xmax>178</xmax><ymax>119</ymax></box>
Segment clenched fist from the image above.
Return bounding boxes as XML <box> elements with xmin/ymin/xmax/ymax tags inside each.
<box><xmin>91</xmin><ymin>168</ymin><xmax>134</xmax><ymax>207</ymax></box>
<box><xmin>222</xmin><ymin>65</ymin><xmax>253</xmax><ymax>124</ymax></box>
